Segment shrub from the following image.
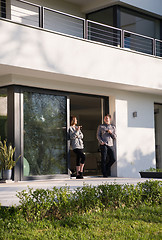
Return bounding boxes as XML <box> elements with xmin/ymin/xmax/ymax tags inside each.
<box><xmin>16</xmin><ymin>180</ymin><xmax>162</xmax><ymax>221</ymax></box>
<box><xmin>17</xmin><ymin>186</ymin><xmax>73</xmax><ymax>221</ymax></box>
<box><xmin>137</xmin><ymin>180</ymin><xmax>162</xmax><ymax>205</ymax></box>
<box><xmin>72</xmin><ymin>184</ymin><xmax>103</xmax><ymax>213</ymax></box>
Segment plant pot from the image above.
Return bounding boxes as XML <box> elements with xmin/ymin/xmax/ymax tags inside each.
<box><xmin>2</xmin><ymin>169</ymin><xmax>12</xmax><ymax>180</ymax></box>
<box><xmin>139</xmin><ymin>171</ymin><xmax>162</xmax><ymax>179</ymax></box>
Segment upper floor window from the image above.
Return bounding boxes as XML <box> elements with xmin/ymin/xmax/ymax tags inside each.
<box><xmin>87</xmin><ymin>5</ymin><xmax>161</xmax><ymax>40</ymax></box>
<box><xmin>0</xmin><ymin>0</ymin><xmax>6</xmax><ymax>18</ymax></box>
<box><xmin>87</xmin><ymin>6</ymin><xmax>114</xmax><ymax>27</ymax></box>
<box><xmin>120</xmin><ymin>7</ymin><xmax>160</xmax><ymax>39</ymax></box>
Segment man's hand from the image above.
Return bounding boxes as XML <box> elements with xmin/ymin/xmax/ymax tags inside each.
<box><xmin>106</xmin><ymin>130</ymin><xmax>112</xmax><ymax>134</ymax></box>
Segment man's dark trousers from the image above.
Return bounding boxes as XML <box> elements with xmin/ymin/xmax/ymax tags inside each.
<box><xmin>100</xmin><ymin>144</ymin><xmax>116</xmax><ymax>177</ymax></box>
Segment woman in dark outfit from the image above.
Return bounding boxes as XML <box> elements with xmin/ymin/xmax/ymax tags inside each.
<box><xmin>69</xmin><ymin>116</ymin><xmax>85</xmax><ymax>179</ymax></box>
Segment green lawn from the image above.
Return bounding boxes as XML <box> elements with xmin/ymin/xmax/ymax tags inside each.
<box><xmin>0</xmin><ymin>205</ymin><xmax>161</xmax><ymax>240</ymax></box>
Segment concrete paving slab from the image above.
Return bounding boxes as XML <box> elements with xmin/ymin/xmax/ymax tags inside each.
<box><xmin>0</xmin><ymin>177</ymin><xmax>160</xmax><ymax>207</ymax></box>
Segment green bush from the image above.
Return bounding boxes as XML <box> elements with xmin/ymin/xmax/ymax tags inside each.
<box><xmin>17</xmin><ymin>186</ymin><xmax>73</xmax><ymax>221</ymax></box>
<box><xmin>72</xmin><ymin>184</ymin><xmax>102</xmax><ymax>212</ymax></box>
<box><xmin>16</xmin><ymin>180</ymin><xmax>162</xmax><ymax>221</ymax></box>
<box><xmin>137</xmin><ymin>180</ymin><xmax>162</xmax><ymax>205</ymax></box>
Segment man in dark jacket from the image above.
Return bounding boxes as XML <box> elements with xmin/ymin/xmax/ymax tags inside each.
<box><xmin>97</xmin><ymin>114</ymin><xmax>116</xmax><ymax>177</ymax></box>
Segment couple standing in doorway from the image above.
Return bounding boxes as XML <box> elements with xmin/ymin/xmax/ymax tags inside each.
<box><xmin>69</xmin><ymin>114</ymin><xmax>116</xmax><ymax>179</ymax></box>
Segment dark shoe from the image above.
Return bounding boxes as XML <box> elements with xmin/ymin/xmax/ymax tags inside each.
<box><xmin>76</xmin><ymin>175</ymin><xmax>83</xmax><ymax>179</ymax></box>
<box><xmin>103</xmin><ymin>175</ymin><xmax>108</xmax><ymax>178</ymax></box>
<box><xmin>79</xmin><ymin>171</ymin><xmax>84</xmax><ymax>179</ymax></box>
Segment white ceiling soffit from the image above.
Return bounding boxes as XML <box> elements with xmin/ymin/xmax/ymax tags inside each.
<box><xmin>65</xmin><ymin>0</ymin><xmax>94</xmax><ymax>5</ymax></box>
<box><xmin>65</xmin><ymin>0</ymin><xmax>162</xmax><ymax>17</ymax></box>
<box><xmin>65</xmin><ymin>0</ymin><xmax>118</xmax><ymax>13</ymax></box>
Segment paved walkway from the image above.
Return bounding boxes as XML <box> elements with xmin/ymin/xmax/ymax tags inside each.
<box><xmin>0</xmin><ymin>177</ymin><xmax>158</xmax><ymax>207</ymax></box>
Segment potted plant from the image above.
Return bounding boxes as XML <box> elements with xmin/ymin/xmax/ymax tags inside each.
<box><xmin>139</xmin><ymin>167</ymin><xmax>162</xmax><ymax>179</ymax></box>
<box><xmin>0</xmin><ymin>139</ymin><xmax>20</xmax><ymax>180</ymax></box>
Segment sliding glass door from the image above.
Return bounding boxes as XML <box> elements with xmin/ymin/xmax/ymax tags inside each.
<box><xmin>23</xmin><ymin>92</ymin><xmax>67</xmax><ymax>177</ymax></box>
<box><xmin>0</xmin><ymin>88</ymin><xmax>7</xmax><ymax>179</ymax></box>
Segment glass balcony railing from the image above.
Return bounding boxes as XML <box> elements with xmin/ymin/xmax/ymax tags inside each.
<box><xmin>1</xmin><ymin>0</ymin><xmax>162</xmax><ymax>58</ymax></box>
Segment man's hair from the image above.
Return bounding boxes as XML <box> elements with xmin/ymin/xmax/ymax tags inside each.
<box><xmin>105</xmin><ymin>114</ymin><xmax>111</xmax><ymax>119</ymax></box>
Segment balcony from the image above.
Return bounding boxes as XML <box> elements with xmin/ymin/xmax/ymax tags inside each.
<box><xmin>0</xmin><ymin>0</ymin><xmax>162</xmax><ymax>58</ymax></box>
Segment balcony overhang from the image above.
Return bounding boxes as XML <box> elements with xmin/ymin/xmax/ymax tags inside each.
<box><xmin>0</xmin><ymin>19</ymin><xmax>162</xmax><ymax>96</ymax></box>
<box><xmin>1</xmin><ymin>65</ymin><xmax>162</xmax><ymax>96</ymax></box>
<box><xmin>65</xmin><ymin>0</ymin><xmax>118</xmax><ymax>13</ymax></box>
<box><xmin>65</xmin><ymin>0</ymin><xmax>162</xmax><ymax>17</ymax></box>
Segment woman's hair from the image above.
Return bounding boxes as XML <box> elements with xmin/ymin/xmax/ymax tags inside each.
<box><xmin>70</xmin><ymin>116</ymin><xmax>76</xmax><ymax>126</ymax></box>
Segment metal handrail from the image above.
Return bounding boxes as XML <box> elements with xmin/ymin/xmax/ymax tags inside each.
<box><xmin>155</xmin><ymin>39</ymin><xmax>162</xmax><ymax>43</ymax></box>
<box><xmin>0</xmin><ymin>0</ymin><xmax>162</xmax><ymax>58</ymax></box>
<box><xmin>123</xmin><ymin>29</ymin><xmax>154</xmax><ymax>54</ymax></box>
<box><xmin>155</xmin><ymin>39</ymin><xmax>162</xmax><ymax>57</ymax></box>
<box><xmin>87</xmin><ymin>20</ymin><xmax>121</xmax><ymax>47</ymax></box>
<box><xmin>44</xmin><ymin>7</ymin><xmax>85</xmax><ymax>22</ymax></box>
<box><xmin>43</xmin><ymin>7</ymin><xmax>85</xmax><ymax>38</ymax></box>
<box><xmin>87</xmin><ymin>19</ymin><xmax>122</xmax><ymax>32</ymax></box>
<box><xmin>124</xmin><ymin>29</ymin><xmax>154</xmax><ymax>41</ymax></box>
<box><xmin>15</xmin><ymin>0</ymin><xmax>41</xmax><ymax>8</ymax></box>
<box><xmin>10</xmin><ymin>0</ymin><xmax>41</xmax><ymax>27</ymax></box>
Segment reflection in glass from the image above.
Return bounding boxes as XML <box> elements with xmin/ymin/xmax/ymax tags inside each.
<box><xmin>120</xmin><ymin>7</ymin><xmax>160</xmax><ymax>39</ymax></box>
<box><xmin>0</xmin><ymin>88</ymin><xmax>7</xmax><ymax>179</ymax></box>
<box><xmin>154</xmin><ymin>104</ymin><xmax>162</xmax><ymax>169</ymax></box>
<box><xmin>24</xmin><ymin>92</ymin><xmax>67</xmax><ymax>176</ymax></box>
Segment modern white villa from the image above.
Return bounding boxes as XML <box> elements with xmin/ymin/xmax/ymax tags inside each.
<box><xmin>0</xmin><ymin>0</ymin><xmax>162</xmax><ymax>181</ymax></box>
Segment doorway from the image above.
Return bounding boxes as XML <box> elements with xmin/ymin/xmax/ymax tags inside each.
<box><xmin>154</xmin><ymin>103</ymin><xmax>162</xmax><ymax>169</ymax></box>
<box><xmin>70</xmin><ymin>94</ymin><xmax>108</xmax><ymax>175</ymax></box>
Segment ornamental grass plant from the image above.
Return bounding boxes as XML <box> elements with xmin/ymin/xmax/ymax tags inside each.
<box><xmin>0</xmin><ymin>139</ymin><xmax>20</xmax><ymax>170</ymax></box>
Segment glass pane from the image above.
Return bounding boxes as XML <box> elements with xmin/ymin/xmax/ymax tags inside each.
<box><xmin>0</xmin><ymin>0</ymin><xmax>6</xmax><ymax>18</ymax></box>
<box><xmin>0</xmin><ymin>88</ymin><xmax>7</xmax><ymax>141</ymax></box>
<box><xmin>44</xmin><ymin>9</ymin><xmax>84</xmax><ymax>38</ymax></box>
<box><xmin>88</xmin><ymin>21</ymin><xmax>121</xmax><ymax>47</ymax></box>
<box><xmin>87</xmin><ymin>7</ymin><xmax>114</xmax><ymax>26</ymax></box>
<box><xmin>11</xmin><ymin>0</ymin><xmax>39</xmax><ymax>27</ymax></box>
<box><xmin>120</xmin><ymin>7</ymin><xmax>160</xmax><ymax>39</ymax></box>
<box><xmin>154</xmin><ymin>104</ymin><xmax>162</xmax><ymax>169</ymax></box>
<box><xmin>24</xmin><ymin>92</ymin><xmax>67</xmax><ymax>176</ymax></box>
<box><xmin>0</xmin><ymin>88</ymin><xmax>7</xmax><ymax>179</ymax></box>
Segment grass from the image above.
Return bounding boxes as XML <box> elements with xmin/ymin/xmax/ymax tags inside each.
<box><xmin>0</xmin><ymin>205</ymin><xmax>161</xmax><ymax>240</ymax></box>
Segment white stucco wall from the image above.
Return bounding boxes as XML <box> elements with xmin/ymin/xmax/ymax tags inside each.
<box><xmin>115</xmin><ymin>92</ymin><xmax>156</xmax><ymax>177</ymax></box>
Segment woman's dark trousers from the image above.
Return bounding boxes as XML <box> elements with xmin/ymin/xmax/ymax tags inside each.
<box><xmin>73</xmin><ymin>148</ymin><xmax>85</xmax><ymax>166</ymax></box>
